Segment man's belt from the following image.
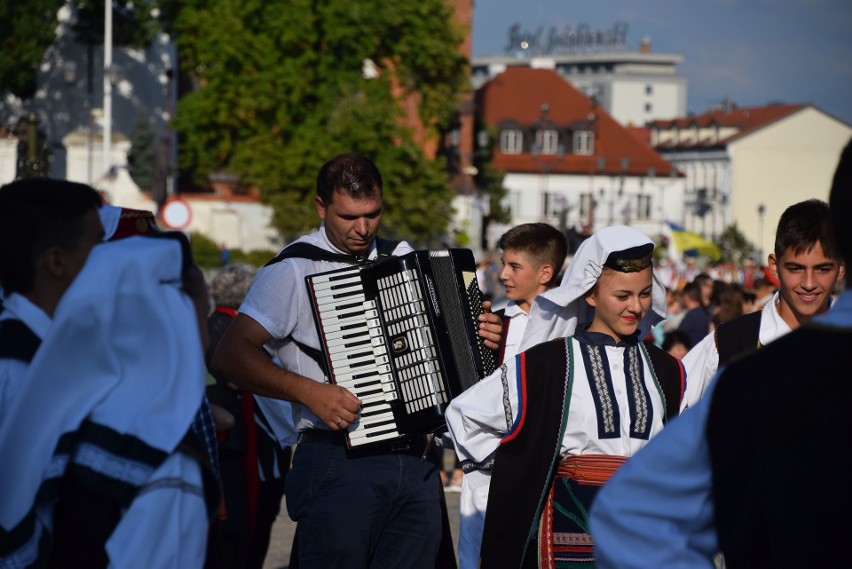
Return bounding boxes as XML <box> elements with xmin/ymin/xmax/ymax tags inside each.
<box><xmin>298</xmin><ymin>429</ymin><xmax>430</xmax><ymax>457</ymax></box>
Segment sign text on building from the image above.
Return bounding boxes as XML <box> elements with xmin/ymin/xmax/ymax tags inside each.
<box><xmin>504</xmin><ymin>22</ymin><xmax>629</xmax><ymax>55</ymax></box>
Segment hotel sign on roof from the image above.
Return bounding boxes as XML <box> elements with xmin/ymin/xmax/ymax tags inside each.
<box><xmin>504</xmin><ymin>22</ymin><xmax>629</xmax><ymax>55</ymax></box>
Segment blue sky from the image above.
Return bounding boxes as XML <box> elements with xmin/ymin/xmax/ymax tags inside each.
<box><xmin>472</xmin><ymin>0</ymin><xmax>852</xmax><ymax>125</ymax></box>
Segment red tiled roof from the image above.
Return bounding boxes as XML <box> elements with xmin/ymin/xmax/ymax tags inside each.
<box><xmin>648</xmin><ymin>103</ymin><xmax>808</xmax><ymax>147</ymax></box>
<box><xmin>477</xmin><ymin>67</ymin><xmax>677</xmax><ymax>177</ymax></box>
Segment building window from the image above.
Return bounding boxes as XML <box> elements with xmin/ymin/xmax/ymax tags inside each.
<box><xmin>573</xmin><ymin>131</ymin><xmax>594</xmax><ymax>155</ymax></box>
<box><xmin>645</xmin><ymin>103</ymin><xmax>653</xmax><ymax>113</ymax></box>
<box><xmin>543</xmin><ymin>192</ymin><xmax>568</xmax><ymax>218</ymax></box>
<box><xmin>579</xmin><ymin>193</ymin><xmax>594</xmax><ymax>218</ymax></box>
<box><xmin>535</xmin><ymin>130</ymin><xmax>559</xmax><ymax>155</ymax></box>
<box><xmin>500</xmin><ymin>129</ymin><xmax>523</xmax><ymax>154</ymax></box>
<box><xmin>637</xmin><ymin>194</ymin><xmax>652</xmax><ymax>220</ymax></box>
<box><xmin>645</xmin><ymin>84</ymin><xmax>653</xmax><ymax>95</ymax></box>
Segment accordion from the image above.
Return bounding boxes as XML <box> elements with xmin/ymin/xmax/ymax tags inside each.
<box><xmin>306</xmin><ymin>248</ymin><xmax>496</xmax><ymax>450</ymax></box>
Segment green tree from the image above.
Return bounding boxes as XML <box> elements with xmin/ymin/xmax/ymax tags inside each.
<box><xmin>163</xmin><ymin>0</ymin><xmax>468</xmax><ymax>246</ymax></box>
<box><xmin>128</xmin><ymin>111</ymin><xmax>156</xmax><ymax>190</ymax></box>
<box><xmin>718</xmin><ymin>223</ymin><xmax>757</xmax><ymax>264</ymax></box>
<box><xmin>0</xmin><ymin>0</ymin><xmax>66</xmax><ymax>99</ymax></box>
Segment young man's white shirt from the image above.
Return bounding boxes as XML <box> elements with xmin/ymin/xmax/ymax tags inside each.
<box><xmin>681</xmin><ymin>291</ymin><xmax>792</xmax><ymax>410</ymax></box>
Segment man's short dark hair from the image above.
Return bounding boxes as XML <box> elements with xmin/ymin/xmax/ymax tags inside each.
<box><xmin>774</xmin><ymin>199</ymin><xmax>838</xmax><ymax>260</ymax></box>
<box><xmin>0</xmin><ymin>178</ymin><xmax>102</xmax><ymax>294</ymax></box>
<box><xmin>693</xmin><ymin>273</ymin><xmax>713</xmax><ymax>289</ymax></box>
<box><xmin>498</xmin><ymin>223</ymin><xmax>568</xmax><ymax>286</ymax></box>
<box><xmin>829</xmin><ymin>139</ymin><xmax>852</xmax><ymax>270</ymax></box>
<box><xmin>316</xmin><ymin>153</ymin><xmax>383</xmax><ymax>205</ymax></box>
<box><xmin>682</xmin><ymin>282</ymin><xmax>702</xmax><ymax>304</ymax></box>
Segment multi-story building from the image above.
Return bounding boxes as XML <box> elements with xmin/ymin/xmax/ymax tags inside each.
<box><xmin>649</xmin><ymin>103</ymin><xmax>852</xmax><ymax>259</ymax></box>
<box><xmin>477</xmin><ymin>66</ymin><xmax>682</xmax><ymax>246</ymax></box>
<box><xmin>472</xmin><ymin>35</ymin><xmax>686</xmax><ymax>126</ymax></box>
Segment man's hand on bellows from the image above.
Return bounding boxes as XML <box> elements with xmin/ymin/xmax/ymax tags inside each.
<box><xmin>478</xmin><ymin>300</ymin><xmax>503</xmax><ymax>351</ymax></box>
<box><xmin>305</xmin><ymin>381</ymin><xmax>362</xmax><ymax>431</ymax></box>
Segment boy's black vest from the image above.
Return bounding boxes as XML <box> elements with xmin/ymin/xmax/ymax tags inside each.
<box><xmin>714</xmin><ymin>310</ymin><xmax>762</xmax><ymax>365</ymax></box>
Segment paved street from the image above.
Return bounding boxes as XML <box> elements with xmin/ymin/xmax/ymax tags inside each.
<box><xmin>262</xmin><ymin>487</ymin><xmax>462</xmax><ymax>569</ymax></box>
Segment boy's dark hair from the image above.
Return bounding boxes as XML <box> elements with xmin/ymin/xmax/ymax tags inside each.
<box><xmin>774</xmin><ymin>199</ymin><xmax>837</xmax><ymax>260</ymax></box>
<box><xmin>828</xmin><ymin>139</ymin><xmax>852</xmax><ymax>275</ymax></box>
<box><xmin>682</xmin><ymin>282</ymin><xmax>702</xmax><ymax>304</ymax></box>
<box><xmin>316</xmin><ymin>153</ymin><xmax>383</xmax><ymax>205</ymax></box>
<box><xmin>0</xmin><ymin>178</ymin><xmax>102</xmax><ymax>294</ymax></box>
<box><xmin>662</xmin><ymin>330</ymin><xmax>691</xmax><ymax>353</ymax></box>
<box><xmin>497</xmin><ymin>223</ymin><xmax>568</xmax><ymax>287</ymax></box>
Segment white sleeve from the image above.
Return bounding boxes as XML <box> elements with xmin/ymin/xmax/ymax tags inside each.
<box><xmin>680</xmin><ymin>332</ymin><xmax>719</xmax><ymax>411</ymax></box>
<box><xmin>590</xmin><ymin>380</ymin><xmax>720</xmax><ymax>569</ymax></box>
<box><xmin>445</xmin><ymin>359</ymin><xmax>520</xmax><ymax>465</ymax></box>
<box><xmin>239</xmin><ymin>260</ymin><xmax>302</xmax><ymax>341</ymax></box>
<box><xmin>106</xmin><ymin>452</ymin><xmax>208</xmax><ymax>569</ymax></box>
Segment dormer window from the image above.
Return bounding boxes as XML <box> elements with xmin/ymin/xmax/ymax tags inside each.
<box><xmin>573</xmin><ymin>131</ymin><xmax>594</xmax><ymax>155</ymax></box>
<box><xmin>535</xmin><ymin>129</ymin><xmax>560</xmax><ymax>155</ymax></box>
<box><xmin>500</xmin><ymin>129</ymin><xmax>523</xmax><ymax>154</ymax></box>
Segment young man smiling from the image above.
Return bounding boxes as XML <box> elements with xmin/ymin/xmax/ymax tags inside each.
<box><xmin>681</xmin><ymin>199</ymin><xmax>844</xmax><ymax>409</ymax></box>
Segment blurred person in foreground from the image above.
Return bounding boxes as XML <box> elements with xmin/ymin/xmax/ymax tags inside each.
<box><xmin>0</xmin><ymin>179</ymin><xmax>103</xmax><ymax>422</ymax></box>
<box><xmin>446</xmin><ymin>225</ymin><xmax>685</xmax><ymax>568</ymax></box>
<box><xmin>590</xmin><ymin>139</ymin><xmax>852</xmax><ymax>569</ymax></box>
<box><xmin>0</xmin><ymin>193</ymin><xmax>216</xmax><ymax>566</ymax></box>
<box><xmin>680</xmin><ymin>199</ymin><xmax>844</xmax><ymax>409</ymax></box>
<box><xmin>206</xmin><ymin>263</ymin><xmax>293</xmax><ymax>569</ymax></box>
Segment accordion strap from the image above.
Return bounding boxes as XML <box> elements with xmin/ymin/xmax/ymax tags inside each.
<box><xmin>264</xmin><ymin>238</ymin><xmax>400</xmax><ymax>267</ymax></box>
<box><xmin>292</xmin><ymin>339</ymin><xmax>329</xmax><ymax>379</ymax></box>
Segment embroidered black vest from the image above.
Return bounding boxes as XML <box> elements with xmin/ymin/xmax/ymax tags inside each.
<box><xmin>481</xmin><ymin>338</ymin><xmax>684</xmax><ymax>568</ymax></box>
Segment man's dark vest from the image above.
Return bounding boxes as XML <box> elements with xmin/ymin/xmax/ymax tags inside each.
<box><xmin>0</xmin><ymin>319</ymin><xmax>41</xmax><ymax>363</ymax></box>
<box><xmin>714</xmin><ymin>310</ymin><xmax>762</xmax><ymax>365</ymax></box>
<box><xmin>707</xmin><ymin>324</ymin><xmax>852</xmax><ymax>568</ymax></box>
<box><xmin>481</xmin><ymin>338</ymin><xmax>684</xmax><ymax>568</ymax></box>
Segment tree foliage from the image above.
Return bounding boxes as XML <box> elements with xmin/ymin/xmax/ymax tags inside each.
<box><xmin>718</xmin><ymin>223</ymin><xmax>757</xmax><ymax>264</ymax></box>
<box><xmin>164</xmin><ymin>0</ymin><xmax>468</xmax><ymax>245</ymax></box>
<box><xmin>0</xmin><ymin>0</ymin><xmax>66</xmax><ymax>99</ymax></box>
<box><xmin>128</xmin><ymin>110</ymin><xmax>156</xmax><ymax>190</ymax></box>
<box><xmin>0</xmin><ymin>0</ymin><xmax>161</xmax><ymax>103</ymax></box>
<box><xmin>71</xmin><ymin>0</ymin><xmax>161</xmax><ymax>48</ymax></box>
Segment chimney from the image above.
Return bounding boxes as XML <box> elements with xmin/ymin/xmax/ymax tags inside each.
<box><xmin>640</xmin><ymin>36</ymin><xmax>651</xmax><ymax>54</ymax></box>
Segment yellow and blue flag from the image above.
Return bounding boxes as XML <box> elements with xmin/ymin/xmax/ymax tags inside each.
<box><xmin>664</xmin><ymin>221</ymin><xmax>722</xmax><ymax>261</ymax></box>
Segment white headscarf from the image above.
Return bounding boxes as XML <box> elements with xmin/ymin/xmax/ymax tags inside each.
<box><xmin>519</xmin><ymin>225</ymin><xmax>667</xmax><ymax>351</ymax></box>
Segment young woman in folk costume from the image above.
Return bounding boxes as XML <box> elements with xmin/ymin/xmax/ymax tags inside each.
<box><xmin>446</xmin><ymin>225</ymin><xmax>685</xmax><ymax>569</ymax></box>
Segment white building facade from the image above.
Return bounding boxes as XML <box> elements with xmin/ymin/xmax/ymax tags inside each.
<box><xmin>652</xmin><ymin>104</ymin><xmax>852</xmax><ymax>259</ymax></box>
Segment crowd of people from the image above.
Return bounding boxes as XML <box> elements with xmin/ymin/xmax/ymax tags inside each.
<box><xmin>0</xmin><ymin>141</ymin><xmax>849</xmax><ymax>568</ymax></box>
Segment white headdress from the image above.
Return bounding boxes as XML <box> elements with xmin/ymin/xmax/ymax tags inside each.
<box><xmin>519</xmin><ymin>225</ymin><xmax>667</xmax><ymax>351</ymax></box>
